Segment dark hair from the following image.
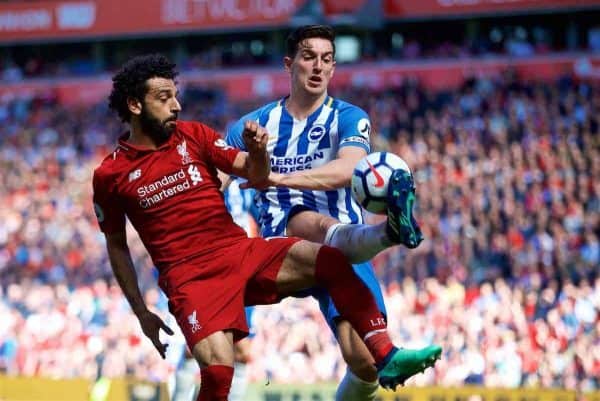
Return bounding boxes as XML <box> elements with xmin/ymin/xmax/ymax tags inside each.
<box><xmin>285</xmin><ymin>25</ymin><xmax>336</xmax><ymax>58</ymax></box>
<box><xmin>108</xmin><ymin>54</ymin><xmax>178</xmax><ymax>123</ymax></box>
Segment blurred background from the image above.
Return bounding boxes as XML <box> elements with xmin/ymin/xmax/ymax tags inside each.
<box><xmin>0</xmin><ymin>0</ymin><xmax>599</xmax><ymax>400</ymax></box>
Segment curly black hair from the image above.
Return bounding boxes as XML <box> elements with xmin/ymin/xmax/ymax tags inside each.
<box><xmin>108</xmin><ymin>54</ymin><xmax>179</xmax><ymax>123</ymax></box>
<box><xmin>286</xmin><ymin>25</ymin><xmax>336</xmax><ymax>58</ymax></box>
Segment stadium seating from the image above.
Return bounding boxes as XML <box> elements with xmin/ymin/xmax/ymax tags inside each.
<box><xmin>0</xmin><ymin>74</ymin><xmax>598</xmax><ymax>391</ymax></box>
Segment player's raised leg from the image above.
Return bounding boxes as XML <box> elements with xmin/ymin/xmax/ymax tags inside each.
<box><xmin>286</xmin><ymin>210</ymin><xmax>436</xmax><ymax>396</ymax></box>
<box><xmin>287</xmin><ymin>209</ymin><xmax>389</xmax><ymax>264</ymax></box>
<box><xmin>287</xmin><ymin>197</ymin><xmax>422</xmax><ymax>266</ymax></box>
<box><xmin>286</xmin><ymin>211</ymin><xmax>381</xmax><ymax>399</ymax></box>
<box><xmin>275</xmin><ymin>240</ymin><xmax>441</xmax><ymax>388</ymax></box>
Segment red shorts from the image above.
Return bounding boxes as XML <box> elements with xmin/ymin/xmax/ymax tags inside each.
<box><xmin>158</xmin><ymin>236</ymin><xmax>300</xmax><ymax>350</ymax></box>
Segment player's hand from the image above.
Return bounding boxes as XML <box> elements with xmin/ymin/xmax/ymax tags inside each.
<box><xmin>242</xmin><ymin>120</ymin><xmax>268</xmax><ymax>155</ymax></box>
<box><xmin>137</xmin><ymin>310</ymin><xmax>174</xmax><ymax>359</ymax></box>
<box><xmin>240</xmin><ymin>172</ymin><xmax>280</xmax><ymax>190</ymax></box>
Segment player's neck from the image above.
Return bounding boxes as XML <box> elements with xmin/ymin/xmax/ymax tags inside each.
<box><xmin>286</xmin><ymin>92</ymin><xmax>328</xmax><ymax>121</ymax></box>
<box><xmin>127</xmin><ymin>122</ymin><xmax>161</xmax><ymax>150</ymax></box>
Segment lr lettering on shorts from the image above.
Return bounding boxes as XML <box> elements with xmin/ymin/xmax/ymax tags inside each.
<box><xmin>370</xmin><ymin>317</ymin><xmax>385</xmax><ymax>328</ymax></box>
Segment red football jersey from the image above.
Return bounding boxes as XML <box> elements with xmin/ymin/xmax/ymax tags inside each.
<box><xmin>92</xmin><ymin>120</ymin><xmax>247</xmax><ymax>270</ymax></box>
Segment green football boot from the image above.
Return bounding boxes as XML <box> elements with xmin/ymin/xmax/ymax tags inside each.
<box><xmin>386</xmin><ymin>169</ymin><xmax>424</xmax><ymax>249</ymax></box>
<box><xmin>378</xmin><ymin>345</ymin><xmax>443</xmax><ymax>390</ymax></box>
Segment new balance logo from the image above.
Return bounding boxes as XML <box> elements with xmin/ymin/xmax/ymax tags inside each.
<box><xmin>129</xmin><ymin>169</ymin><xmax>142</xmax><ymax>182</ymax></box>
<box><xmin>188</xmin><ymin>310</ymin><xmax>202</xmax><ymax>333</ymax></box>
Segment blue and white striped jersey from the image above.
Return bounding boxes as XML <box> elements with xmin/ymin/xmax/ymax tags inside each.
<box><xmin>226</xmin><ymin>96</ymin><xmax>371</xmax><ymax>237</ymax></box>
<box><xmin>223</xmin><ymin>180</ymin><xmax>258</xmax><ymax>237</ymax></box>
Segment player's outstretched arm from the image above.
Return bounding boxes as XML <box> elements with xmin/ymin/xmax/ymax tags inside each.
<box><xmin>104</xmin><ymin>231</ymin><xmax>173</xmax><ymax>358</ymax></box>
<box><xmin>267</xmin><ymin>146</ymin><xmax>366</xmax><ymax>191</ymax></box>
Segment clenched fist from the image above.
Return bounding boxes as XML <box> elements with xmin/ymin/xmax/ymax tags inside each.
<box><xmin>242</xmin><ymin>120</ymin><xmax>268</xmax><ymax>155</ymax></box>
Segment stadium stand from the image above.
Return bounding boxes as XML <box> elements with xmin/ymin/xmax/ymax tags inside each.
<box><xmin>1</xmin><ymin>1</ymin><xmax>599</xmax><ymax>399</ymax></box>
<box><xmin>0</xmin><ymin>73</ymin><xmax>598</xmax><ymax>391</ymax></box>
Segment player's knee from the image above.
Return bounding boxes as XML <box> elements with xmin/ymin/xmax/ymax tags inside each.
<box><xmin>316</xmin><ymin>216</ymin><xmax>341</xmax><ymax>241</ymax></box>
<box><xmin>191</xmin><ymin>334</ymin><xmax>235</xmax><ymax>367</ymax></box>
<box><xmin>287</xmin><ymin>210</ymin><xmax>338</xmax><ymax>242</ymax></box>
<box><xmin>193</xmin><ymin>348</ymin><xmax>232</xmax><ymax>367</ymax></box>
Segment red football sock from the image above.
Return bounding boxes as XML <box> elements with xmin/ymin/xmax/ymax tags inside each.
<box><xmin>365</xmin><ymin>331</ymin><xmax>395</xmax><ymax>364</ymax></box>
<box><xmin>197</xmin><ymin>365</ymin><xmax>234</xmax><ymax>401</ymax></box>
<box><xmin>314</xmin><ymin>245</ymin><xmax>394</xmax><ymax>365</ymax></box>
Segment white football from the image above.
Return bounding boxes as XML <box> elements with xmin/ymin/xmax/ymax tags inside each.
<box><xmin>351</xmin><ymin>152</ymin><xmax>411</xmax><ymax>214</ymax></box>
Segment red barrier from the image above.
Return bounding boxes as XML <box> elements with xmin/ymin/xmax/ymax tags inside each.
<box><xmin>322</xmin><ymin>0</ymin><xmax>367</xmax><ymax>15</ymax></box>
<box><xmin>1</xmin><ymin>0</ymin><xmax>597</xmax><ymax>44</ymax></box>
<box><xmin>384</xmin><ymin>0</ymin><xmax>600</xmax><ymax>18</ymax></box>
<box><xmin>0</xmin><ymin>0</ymin><xmax>304</xmax><ymax>43</ymax></box>
<box><xmin>0</xmin><ymin>54</ymin><xmax>597</xmax><ymax>106</ymax></box>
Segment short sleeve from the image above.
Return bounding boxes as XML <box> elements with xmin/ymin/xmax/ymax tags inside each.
<box><xmin>225</xmin><ymin>109</ymin><xmax>262</xmax><ymax>150</ymax></box>
<box><xmin>225</xmin><ymin>118</ymin><xmax>248</xmax><ymax>150</ymax></box>
<box><xmin>92</xmin><ymin>167</ymin><xmax>126</xmax><ymax>234</ymax></box>
<box><xmin>202</xmin><ymin>125</ymin><xmax>241</xmax><ymax>175</ymax></box>
<box><xmin>337</xmin><ymin>105</ymin><xmax>371</xmax><ymax>153</ymax></box>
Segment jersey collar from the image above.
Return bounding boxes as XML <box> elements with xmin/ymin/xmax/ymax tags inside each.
<box><xmin>280</xmin><ymin>95</ymin><xmax>334</xmax><ymax>120</ymax></box>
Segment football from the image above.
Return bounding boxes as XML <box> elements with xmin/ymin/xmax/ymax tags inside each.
<box><xmin>351</xmin><ymin>152</ymin><xmax>411</xmax><ymax>214</ymax></box>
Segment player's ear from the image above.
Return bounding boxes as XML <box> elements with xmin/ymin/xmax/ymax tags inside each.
<box><xmin>283</xmin><ymin>56</ymin><xmax>293</xmax><ymax>73</ymax></box>
<box><xmin>127</xmin><ymin>96</ymin><xmax>142</xmax><ymax>116</ymax></box>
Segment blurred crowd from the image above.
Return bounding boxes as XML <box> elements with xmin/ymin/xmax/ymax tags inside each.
<box><xmin>2</xmin><ymin>21</ymin><xmax>596</xmax><ymax>81</ymax></box>
<box><xmin>250</xmin><ymin>276</ymin><xmax>600</xmax><ymax>391</ymax></box>
<box><xmin>0</xmin><ymin>72</ymin><xmax>598</xmax><ymax>391</ymax></box>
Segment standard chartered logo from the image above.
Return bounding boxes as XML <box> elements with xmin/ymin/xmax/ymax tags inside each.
<box><xmin>187</xmin><ymin>164</ymin><xmax>203</xmax><ymax>185</ymax></box>
<box><xmin>135</xmin><ymin>165</ymin><xmax>205</xmax><ymax>209</ymax></box>
<box><xmin>137</xmin><ymin>166</ymin><xmax>204</xmax><ymax>209</ymax></box>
